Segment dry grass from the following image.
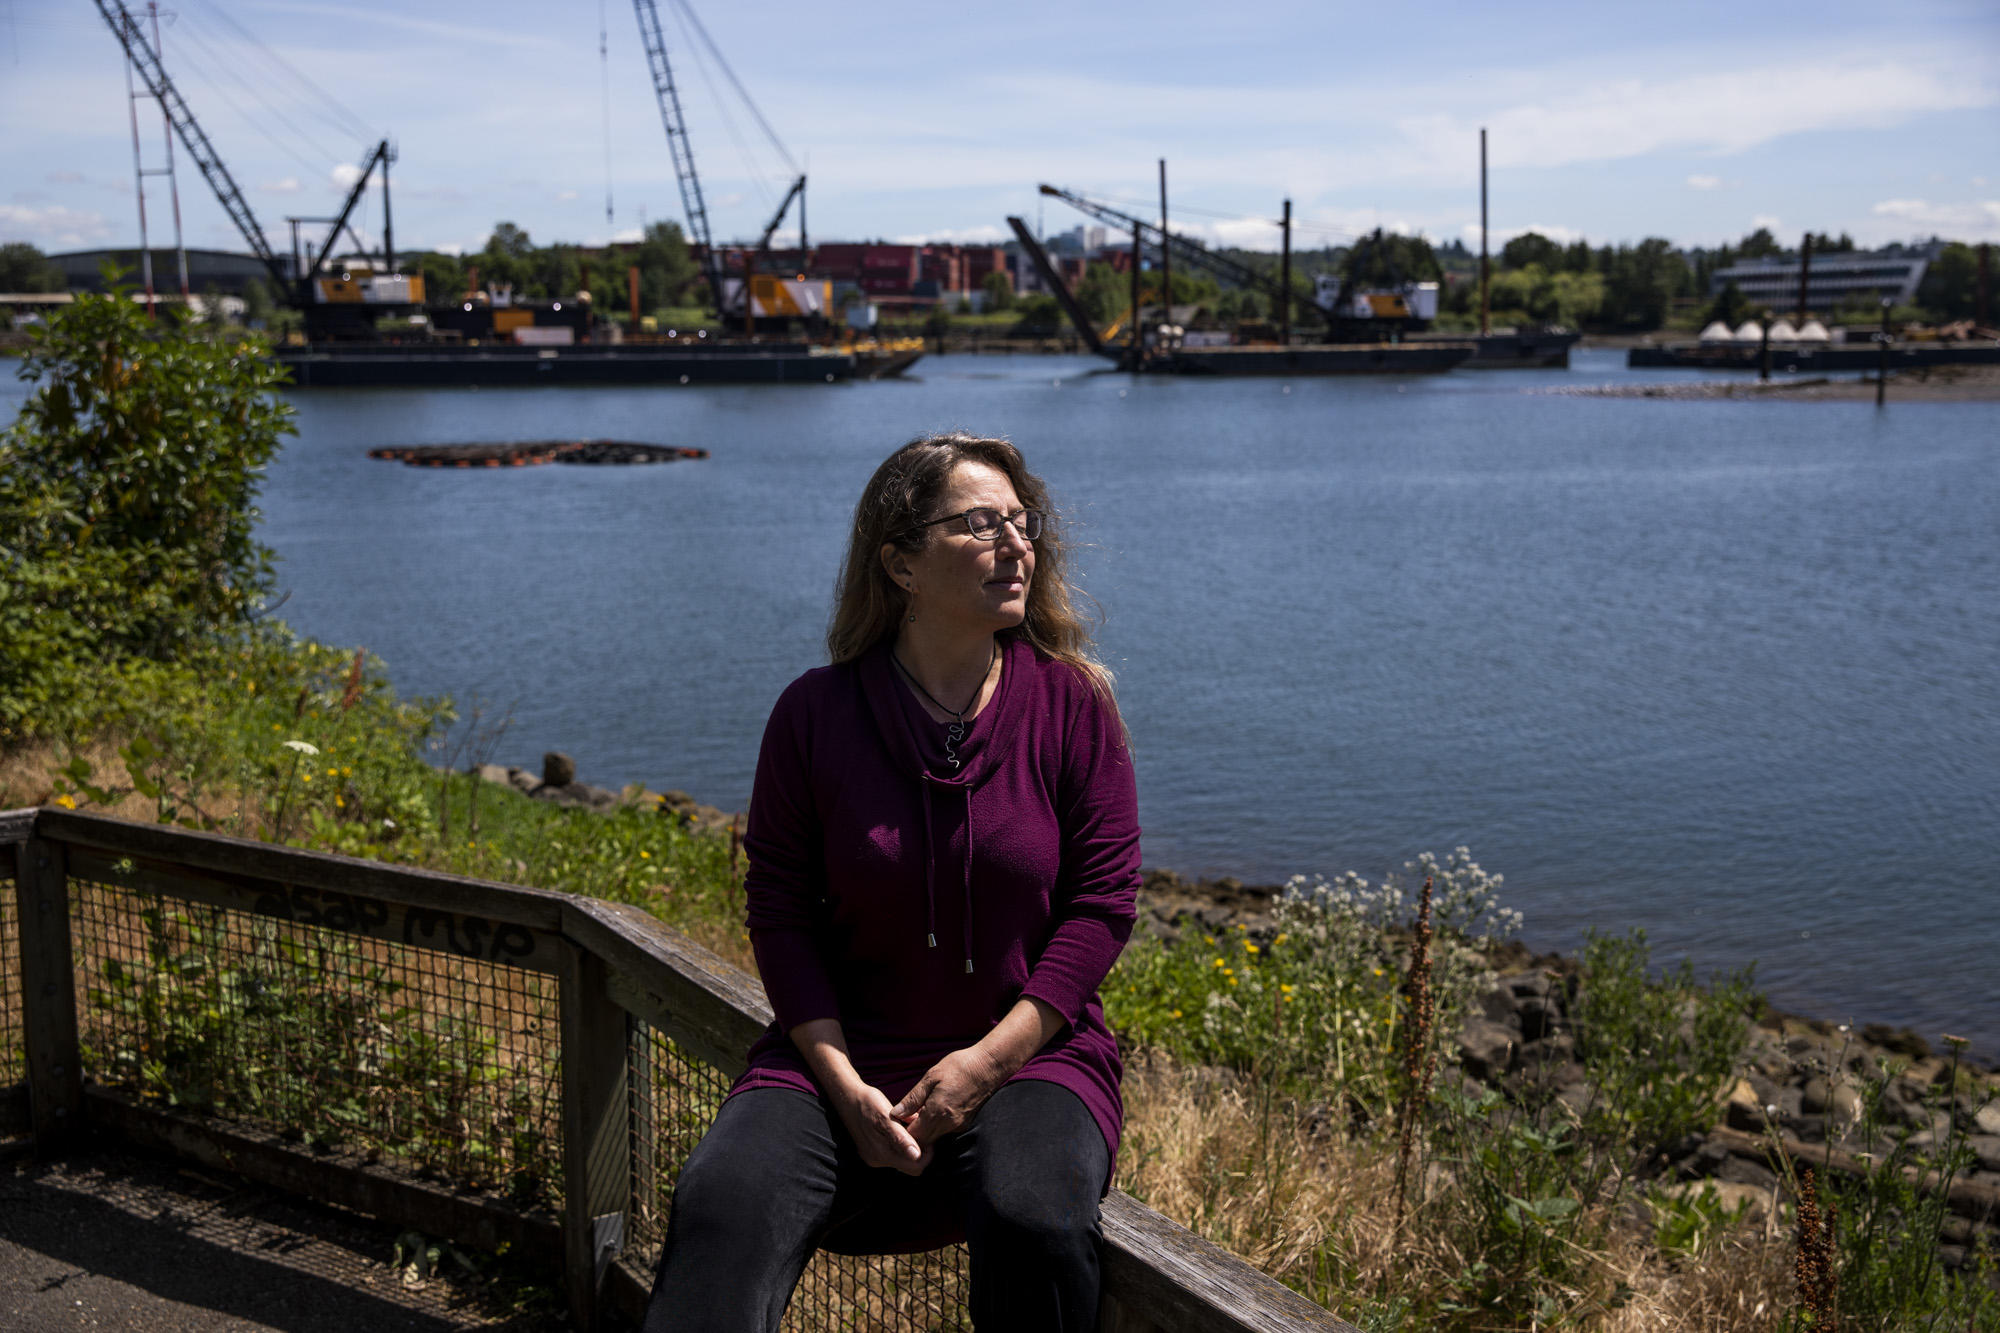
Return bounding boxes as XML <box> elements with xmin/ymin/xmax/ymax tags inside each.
<box><xmin>0</xmin><ymin>737</ymin><xmax>256</xmax><ymax>830</ymax></box>
<box><xmin>1115</xmin><ymin>1050</ymin><xmax>1798</xmax><ymax>1331</ymax></box>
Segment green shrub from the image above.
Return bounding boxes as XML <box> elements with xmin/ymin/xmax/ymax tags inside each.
<box><xmin>1</xmin><ymin>273</ymin><xmax>293</xmax><ymax>743</ymax></box>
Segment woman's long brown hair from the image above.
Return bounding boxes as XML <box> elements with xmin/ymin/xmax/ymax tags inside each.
<box><xmin>826</xmin><ymin>433</ymin><xmax>1113</xmax><ymax>699</ymax></box>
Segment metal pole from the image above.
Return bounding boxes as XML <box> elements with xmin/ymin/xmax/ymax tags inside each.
<box><xmin>1158</xmin><ymin>159</ymin><xmax>1171</xmax><ymax>336</ymax></box>
<box><xmin>1796</xmin><ymin>233</ymin><xmax>1812</xmax><ymax>322</ymax></box>
<box><xmin>742</xmin><ymin>246</ymin><xmax>754</xmax><ymax>340</ymax></box>
<box><xmin>149</xmin><ymin>3</ymin><xmax>188</xmax><ymax>303</ymax></box>
<box><xmin>1979</xmin><ymin>243</ymin><xmax>1991</xmax><ymax>328</ymax></box>
<box><xmin>1279</xmin><ymin>199</ymin><xmax>1292</xmax><ymax>347</ymax></box>
<box><xmin>123</xmin><ymin>35</ymin><xmax>155</xmax><ymax>315</ymax></box>
<box><xmin>1478</xmin><ymin>128</ymin><xmax>1489</xmax><ymax>338</ymax></box>
<box><xmin>1129</xmin><ymin>220</ymin><xmax>1142</xmax><ymax>371</ymax></box>
<box><xmin>1876</xmin><ymin>297</ymin><xmax>1890</xmax><ymax>407</ymax></box>
<box><xmin>1759</xmin><ymin>309</ymin><xmax>1771</xmax><ymax>381</ymax></box>
<box><xmin>381</xmin><ymin>149</ymin><xmax>394</xmax><ymax>274</ymax></box>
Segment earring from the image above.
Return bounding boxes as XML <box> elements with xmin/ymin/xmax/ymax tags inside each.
<box><xmin>905</xmin><ymin>582</ymin><xmax>916</xmax><ymax>623</ymax></box>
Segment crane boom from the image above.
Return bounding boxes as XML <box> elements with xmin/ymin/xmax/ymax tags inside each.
<box><xmin>92</xmin><ymin>0</ymin><xmax>288</xmax><ymax>289</ymax></box>
<box><xmin>1005</xmin><ymin>216</ymin><xmax>1105</xmax><ymax>357</ymax></box>
<box><xmin>631</xmin><ymin>0</ymin><xmax>724</xmax><ymax>312</ymax></box>
<box><xmin>1037</xmin><ymin>183</ymin><xmax>1339</xmax><ymax>324</ymax></box>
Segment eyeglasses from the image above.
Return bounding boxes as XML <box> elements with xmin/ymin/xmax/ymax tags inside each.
<box><xmin>915</xmin><ymin>507</ymin><xmax>1044</xmax><ymax>541</ymax></box>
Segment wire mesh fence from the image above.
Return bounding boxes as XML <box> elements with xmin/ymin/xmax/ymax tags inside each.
<box><xmin>626</xmin><ymin>1021</ymin><xmax>973</xmax><ymax>1330</ymax></box>
<box><xmin>67</xmin><ymin>875</ymin><xmax>566</xmax><ymax>1211</ymax></box>
<box><xmin>1</xmin><ymin>856</ymin><xmax>23</xmax><ymax>1096</ymax></box>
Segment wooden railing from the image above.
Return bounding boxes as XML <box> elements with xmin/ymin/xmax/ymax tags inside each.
<box><xmin>2</xmin><ymin>807</ymin><xmax>1356</xmax><ymax>1331</ymax></box>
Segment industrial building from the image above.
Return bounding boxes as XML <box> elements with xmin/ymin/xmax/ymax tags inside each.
<box><xmin>1708</xmin><ymin>249</ymin><xmax>1931</xmax><ymax>313</ymax></box>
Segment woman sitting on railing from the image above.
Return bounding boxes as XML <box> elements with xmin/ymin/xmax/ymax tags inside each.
<box><xmin>641</xmin><ymin>433</ymin><xmax>1141</xmax><ymax>1332</ymax></box>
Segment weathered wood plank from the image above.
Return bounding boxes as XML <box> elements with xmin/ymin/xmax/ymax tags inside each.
<box><xmin>0</xmin><ymin>808</ymin><xmax>36</xmax><ymax>847</ymax></box>
<box><xmin>37</xmin><ymin>808</ymin><xmax>570</xmax><ymax>931</ymax></box>
<box><xmin>65</xmin><ymin>846</ymin><xmax>566</xmax><ymax>976</ymax></box>
<box><xmin>1099</xmin><ymin>1189</ymin><xmax>1362</xmax><ymax>1333</ymax></box>
<box><xmin>560</xmin><ymin>941</ymin><xmax>631</xmax><ymax>1331</ymax></box>
<box><xmin>86</xmin><ymin>1089</ymin><xmax>563</xmax><ymax>1266</ymax></box>
<box><xmin>17</xmin><ymin>837</ymin><xmax>82</xmax><ymax>1148</ymax></box>
<box><xmin>564</xmin><ymin>898</ymin><xmax>768</xmax><ymax>1078</ymax></box>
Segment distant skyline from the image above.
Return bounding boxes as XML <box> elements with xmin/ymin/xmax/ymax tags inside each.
<box><xmin>4</xmin><ymin>0</ymin><xmax>1997</xmax><ymax>264</ymax></box>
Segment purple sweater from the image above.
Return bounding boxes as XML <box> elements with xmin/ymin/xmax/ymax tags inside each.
<box><xmin>729</xmin><ymin>636</ymin><xmax>1142</xmax><ymax>1161</ymax></box>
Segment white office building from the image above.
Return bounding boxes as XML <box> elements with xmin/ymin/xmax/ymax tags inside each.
<box><xmin>1708</xmin><ymin>250</ymin><xmax>1930</xmax><ymax>313</ymax></box>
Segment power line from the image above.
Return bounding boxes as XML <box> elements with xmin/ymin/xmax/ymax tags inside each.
<box><xmin>667</xmin><ymin>0</ymin><xmax>795</xmax><ymax>175</ymax></box>
<box><xmin>186</xmin><ymin>0</ymin><xmax>373</xmax><ymax>144</ymax></box>
<box><xmin>665</xmin><ymin>0</ymin><xmax>776</xmax><ymax>225</ymax></box>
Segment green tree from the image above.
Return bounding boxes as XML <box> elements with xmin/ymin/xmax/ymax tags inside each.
<box><xmin>1500</xmin><ymin>231</ymin><xmax>1563</xmax><ymax>273</ymax></box>
<box><xmin>1736</xmin><ymin>227</ymin><xmax>1784</xmax><ymax>259</ymax></box>
<box><xmin>1074</xmin><ymin>260</ymin><xmax>1127</xmax><ymax>324</ymax></box>
<box><xmin>1915</xmin><ymin>242</ymin><xmax>1982</xmax><ymax>322</ymax></box>
<box><xmin>980</xmin><ymin>269</ymin><xmax>1014</xmax><ymax>313</ymax></box>
<box><xmin>631</xmin><ymin>221</ymin><xmax>701</xmax><ymax>313</ymax></box>
<box><xmin>0</xmin><ymin>274</ymin><xmax>294</xmax><ymax>739</ymax></box>
<box><xmin>1561</xmin><ymin>239</ymin><xmax>1595</xmax><ymax>274</ymax></box>
<box><xmin>1599</xmin><ymin>238</ymin><xmax>1688</xmax><ymax>329</ymax></box>
<box><xmin>0</xmin><ymin>241</ymin><xmax>62</xmax><ymax>292</ymax></box>
<box><xmin>1702</xmin><ymin>279</ymin><xmax>1750</xmax><ymax>329</ymax></box>
<box><xmin>414</xmin><ymin>251</ymin><xmax>467</xmax><ymax>304</ymax></box>
<box><xmin>1345</xmin><ymin>229</ymin><xmax>1442</xmax><ymax>286</ymax></box>
<box><xmin>485</xmin><ymin>221</ymin><xmax>534</xmax><ymax>261</ymax></box>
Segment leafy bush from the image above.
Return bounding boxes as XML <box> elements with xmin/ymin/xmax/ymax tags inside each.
<box><xmin>1</xmin><ymin>274</ymin><xmax>292</xmax><ymax>743</ymax></box>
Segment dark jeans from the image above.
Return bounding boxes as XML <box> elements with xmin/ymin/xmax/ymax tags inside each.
<box><xmin>639</xmin><ymin>1079</ymin><xmax>1109</xmax><ymax>1332</ymax></box>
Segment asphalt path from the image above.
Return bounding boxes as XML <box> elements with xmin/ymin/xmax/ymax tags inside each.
<box><xmin>0</xmin><ymin>1147</ymin><xmax>564</xmax><ymax>1331</ymax></box>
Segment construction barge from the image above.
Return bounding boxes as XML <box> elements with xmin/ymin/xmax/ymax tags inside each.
<box><xmin>274</xmin><ymin>340</ymin><xmax>865</xmax><ymax>388</ymax></box>
<box><xmin>1162</xmin><ymin>342</ymin><xmax>1472</xmax><ymax>375</ymax></box>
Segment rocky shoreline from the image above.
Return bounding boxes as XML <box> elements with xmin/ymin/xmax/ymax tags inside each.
<box><xmin>477</xmin><ymin>754</ymin><xmax>2000</xmax><ymax>1261</ymax></box>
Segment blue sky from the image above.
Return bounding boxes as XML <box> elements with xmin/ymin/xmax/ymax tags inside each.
<box><xmin>4</xmin><ymin>0</ymin><xmax>1997</xmax><ymax>261</ymax></box>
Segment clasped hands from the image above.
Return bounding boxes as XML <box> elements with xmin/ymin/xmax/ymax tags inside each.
<box><xmin>837</xmin><ymin>1045</ymin><xmax>1005</xmax><ymax>1176</ymax></box>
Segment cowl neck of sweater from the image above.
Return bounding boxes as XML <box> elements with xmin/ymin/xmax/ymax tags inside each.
<box><xmin>858</xmin><ymin>636</ymin><xmax>1027</xmax><ymax>973</ymax></box>
<box><xmin>859</xmin><ymin>636</ymin><xmax>1023</xmax><ymax>792</ymax></box>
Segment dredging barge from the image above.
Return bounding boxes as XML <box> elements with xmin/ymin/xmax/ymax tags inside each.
<box><xmin>274</xmin><ymin>339</ymin><xmax>870</xmax><ymax>388</ymax></box>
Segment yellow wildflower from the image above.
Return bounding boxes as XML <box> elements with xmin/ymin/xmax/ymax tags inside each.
<box><xmin>334</xmin><ymin>795</ymin><xmax>345</xmax><ymax>808</ymax></box>
<box><xmin>640</xmin><ymin>850</ymin><xmax>651</xmax><ymax>859</ymax></box>
<box><xmin>55</xmin><ymin>793</ymin><xmax>77</xmax><ymax>810</ymax></box>
<box><xmin>1372</xmin><ymin>968</ymin><xmax>1384</xmax><ymax>977</ymax></box>
<box><xmin>1222</xmin><ymin>968</ymin><xmax>1234</xmax><ymax>977</ymax></box>
<box><xmin>1274</xmin><ymin>933</ymin><xmax>1288</xmax><ymax>945</ymax></box>
<box><xmin>1170</xmin><ymin>1009</ymin><xmax>1182</xmax><ymax>1019</ymax></box>
<box><xmin>1213</xmin><ymin>958</ymin><xmax>1225</xmax><ymax>967</ymax></box>
<box><xmin>1243</xmin><ymin>942</ymin><xmax>1259</xmax><ymax>954</ymax></box>
<box><xmin>1203</xmin><ymin>935</ymin><xmax>1215</xmax><ymax>945</ymax></box>
<box><xmin>301</xmin><ymin>773</ymin><xmax>311</xmax><ymax>783</ymax></box>
<box><xmin>1228</xmin><ymin>976</ymin><xmax>1238</xmax><ymax>986</ymax></box>
<box><xmin>1280</xmin><ymin>984</ymin><xmax>1294</xmax><ymax>994</ymax></box>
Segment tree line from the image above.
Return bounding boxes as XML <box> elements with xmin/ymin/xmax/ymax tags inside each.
<box><xmin>3</xmin><ymin>223</ymin><xmax>1990</xmax><ymax>335</ymax></box>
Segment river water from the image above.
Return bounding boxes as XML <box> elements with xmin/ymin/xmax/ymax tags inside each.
<box><xmin>8</xmin><ymin>349</ymin><xmax>1997</xmax><ymax>1052</ymax></box>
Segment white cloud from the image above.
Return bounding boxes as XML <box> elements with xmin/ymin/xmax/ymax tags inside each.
<box><xmin>263</xmin><ymin>177</ymin><xmax>303</xmax><ymax>195</ymax></box>
<box><xmin>1751</xmin><ymin>214</ymin><xmax>1784</xmax><ymax>232</ymax></box>
<box><xmin>434</xmin><ymin>243</ymin><xmax>464</xmax><ymax>257</ymax></box>
<box><xmin>1870</xmin><ymin>198</ymin><xmax>2000</xmax><ymax>239</ymax></box>
<box><xmin>0</xmin><ymin>203</ymin><xmax>113</xmax><ymax>249</ymax></box>
<box><xmin>330</xmin><ymin>163</ymin><xmax>366</xmax><ymax>190</ymax></box>
<box><xmin>1687</xmin><ymin>174</ymin><xmax>1723</xmax><ymax>190</ymax></box>
<box><xmin>1395</xmin><ymin>55</ymin><xmax>1995</xmax><ymax>179</ymax></box>
<box><xmin>555</xmin><ymin>190</ymin><xmax>580</xmax><ymax>202</ymax></box>
<box><xmin>45</xmin><ymin>171</ymin><xmax>85</xmax><ymax>185</ymax></box>
<box><xmin>610</xmin><ymin>227</ymin><xmax>644</xmax><ymax>243</ymax></box>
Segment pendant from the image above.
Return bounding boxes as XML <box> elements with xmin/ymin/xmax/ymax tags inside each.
<box><xmin>945</xmin><ymin>721</ymin><xmax>966</xmax><ymax>769</ymax></box>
